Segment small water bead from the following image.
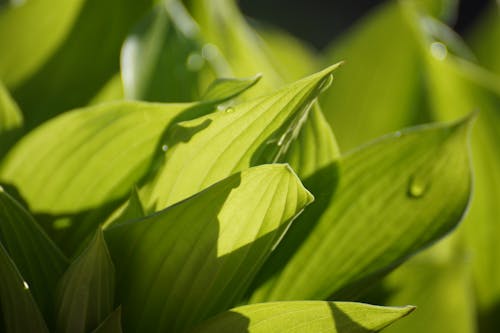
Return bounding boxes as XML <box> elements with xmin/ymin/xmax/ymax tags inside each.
<box><xmin>186</xmin><ymin>52</ymin><xmax>204</xmax><ymax>71</ymax></box>
<box><xmin>224</xmin><ymin>107</ymin><xmax>234</xmax><ymax>113</ymax></box>
<box><xmin>430</xmin><ymin>42</ymin><xmax>447</xmax><ymax>61</ymax></box>
<box><xmin>162</xmin><ymin>144</ymin><xmax>169</xmax><ymax>152</ymax></box>
<box><xmin>23</xmin><ymin>281</ymin><xmax>30</xmax><ymax>290</ymax></box>
<box><xmin>52</xmin><ymin>218</ymin><xmax>72</xmax><ymax>230</ymax></box>
<box><xmin>407</xmin><ymin>176</ymin><xmax>428</xmax><ymax>199</ymax></box>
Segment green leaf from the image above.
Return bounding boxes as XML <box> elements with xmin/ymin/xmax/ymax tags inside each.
<box><xmin>105</xmin><ymin>186</ymin><xmax>145</xmax><ymax>228</ymax></box>
<box><xmin>0</xmin><ymin>101</ymin><xmax>192</xmax><ymax>215</ymax></box>
<box><xmin>3</xmin><ymin>0</ymin><xmax>153</xmax><ymax>128</ymax></box>
<box><xmin>192</xmin><ymin>301</ymin><xmax>415</xmax><ymax>333</ymax></box>
<box><xmin>423</xmin><ymin>54</ymin><xmax>500</xmax><ymax>319</ymax></box>
<box><xmin>91</xmin><ymin>308</ymin><xmax>123</xmax><ymax>333</ymax></box>
<box><xmin>251</xmin><ymin>118</ymin><xmax>472</xmax><ymax>302</ymax></box>
<box><xmin>0</xmin><ymin>186</ymin><xmax>68</xmax><ymax>317</ymax></box>
<box><xmin>0</xmin><ymin>0</ymin><xmax>85</xmax><ymax>87</ymax></box>
<box><xmin>320</xmin><ymin>2</ymin><xmax>427</xmax><ymax>151</ymax></box>
<box><xmin>0</xmin><ymin>80</ymin><xmax>22</xmax><ymax>135</ymax></box>
<box><xmin>89</xmin><ymin>74</ymin><xmax>124</xmax><ymax>105</ymax></box>
<box><xmin>121</xmin><ymin>1</ymin><xmax>206</xmax><ymax>102</ymax></box>
<box><xmin>379</xmin><ymin>239</ymin><xmax>476</xmax><ymax>333</ymax></box>
<box><xmin>143</xmin><ymin>64</ymin><xmax>340</xmax><ymax>211</ymax></box>
<box><xmin>105</xmin><ymin>164</ymin><xmax>314</xmax><ymax>333</ymax></box>
<box><xmin>201</xmin><ymin>74</ymin><xmax>262</xmax><ymax>103</ymax></box>
<box><xmin>187</xmin><ymin>0</ymin><xmax>285</xmax><ymax>96</ymax></box>
<box><xmin>55</xmin><ymin>229</ymin><xmax>115</xmax><ymax>333</ymax></box>
<box><xmin>0</xmin><ymin>80</ymin><xmax>22</xmax><ymax>155</ymax></box>
<box><xmin>0</xmin><ymin>242</ymin><xmax>49</xmax><ymax>333</ymax></box>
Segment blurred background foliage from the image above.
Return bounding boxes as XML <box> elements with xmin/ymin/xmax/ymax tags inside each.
<box><xmin>0</xmin><ymin>0</ymin><xmax>499</xmax><ymax>332</ymax></box>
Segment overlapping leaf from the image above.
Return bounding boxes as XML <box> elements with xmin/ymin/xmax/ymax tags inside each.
<box><xmin>2</xmin><ymin>0</ymin><xmax>153</xmax><ymax>128</ymax></box>
<box><xmin>0</xmin><ymin>186</ymin><xmax>67</xmax><ymax>317</ymax></box>
<box><xmin>0</xmin><ymin>243</ymin><xmax>49</xmax><ymax>333</ymax></box>
<box><xmin>251</xmin><ymin>118</ymin><xmax>472</xmax><ymax>302</ymax></box>
<box><xmin>379</xmin><ymin>239</ymin><xmax>476</xmax><ymax>333</ymax></box>
<box><xmin>142</xmin><ymin>64</ymin><xmax>339</xmax><ymax>211</ymax></box>
<box><xmin>55</xmin><ymin>229</ymin><xmax>115</xmax><ymax>333</ymax></box>
<box><xmin>0</xmin><ymin>81</ymin><xmax>22</xmax><ymax>155</ymax></box>
<box><xmin>106</xmin><ymin>164</ymin><xmax>314</xmax><ymax>332</ymax></box>
<box><xmin>193</xmin><ymin>301</ymin><xmax>414</xmax><ymax>333</ymax></box>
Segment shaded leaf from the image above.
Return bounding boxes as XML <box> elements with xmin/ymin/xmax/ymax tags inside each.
<box><xmin>0</xmin><ymin>81</ymin><xmax>22</xmax><ymax>155</ymax></box>
<box><xmin>0</xmin><ymin>242</ymin><xmax>49</xmax><ymax>333</ymax></box>
<box><xmin>320</xmin><ymin>2</ymin><xmax>427</xmax><ymax>151</ymax></box>
<box><xmin>0</xmin><ymin>186</ymin><xmax>68</xmax><ymax>317</ymax></box>
<box><xmin>4</xmin><ymin>0</ymin><xmax>153</xmax><ymax>128</ymax></box>
<box><xmin>56</xmin><ymin>229</ymin><xmax>115</xmax><ymax>333</ymax></box>
<box><xmin>91</xmin><ymin>307</ymin><xmax>123</xmax><ymax>333</ymax></box>
<box><xmin>423</xmin><ymin>53</ymin><xmax>500</xmax><ymax>319</ymax></box>
<box><xmin>251</xmin><ymin>118</ymin><xmax>472</xmax><ymax>301</ymax></box>
<box><xmin>379</xmin><ymin>239</ymin><xmax>476</xmax><ymax>333</ymax></box>
<box><xmin>192</xmin><ymin>301</ymin><xmax>414</xmax><ymax>333</ymax></box>
<box><xmin>106</xmin><ymin>164</ymin><xmax>313</xmax><ymax>332</ymax></box>
<box><xmin>0</xmin><ymin>0</ymin><xmax>85</xmax><ymax>87</ymax></box>
<box><xmin>143</xmin><ymin>64</ymin><xmax>340</xmax><ymax>211</ymax></box>
<box><xmin>122</xmin><ymin>0</ymin><xmax>207</xmax><ymax>102</ymax></box>
<box><xmin>103</xmin><ymin>186</ymin><xmax>145</xmax><ymax>228</ymax></box>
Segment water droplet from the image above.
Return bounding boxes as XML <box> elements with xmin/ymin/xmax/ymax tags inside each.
<box><xmin>162</xmin><ymin>144</ymin><xmax>169</xmax><ymax>152</ymax></box>
<box><xmin>202</xmin><ymin>43</ymin><xmax>219</xmax><ymax>60</ymax></box>
<box><xmin>186</xmin><ymin>52</ymin><xmax>204</xmax><ymax>71</ymax></box>
<box><xmin>52</xmin><ymin>218</ymin><xmax>72</xmax><ymax>230</ymax></box>
<box><xmin>23</xmin><ymin>281</ymin><xmax>29</xmax><ymax>290</ymax></box>
<box><xmin>430</xmin><ymin>42</ymin><xmax>447</xmax><ymax>61</ymax></box>
<box><xmin>224</xmin><ymin>107</ymin><xmax>234</xmax><ymax>113</ymax></box>
<box><xmin>407</xmin><ymin>176</ymin><xmax>428</xmax><ymax>199</ymax></box>
<box><xmin>394</xmin><ymin>131</ymin><xmax>402</xmax><ymax>138</ymax></box>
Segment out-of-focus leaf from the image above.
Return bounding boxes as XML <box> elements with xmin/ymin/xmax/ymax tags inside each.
<box><xmin>106</xmin><ymin>164</ymin><xmax>314</xmax><ymax>333</ymax></box>
<box><xmin>0</xmin><ymin>242</ymin><xmax>49</xmax><ymax>333</ymax></box>
<box><xmin>412</xmin><ymin>0</ymin><xmax>459</xmax><ymax>21</ymax></box>
<box><xmin>0</xmin><ymin>81</ymin><xmax>22</xmax><ymax>155</ymax></box>
<box><xmin>89</xmin><ymin>74</ymin><xmax>124</xmax><ymax>105</ymax></box>
<box><xmin>91</xmin><ymin>308</ymin><xmax>123</xmax><ymax>333</ymax></box>
<box><xmin>4</xmin><ymin>0</ymin><xmax>153</xmax><ymax>128</ymax></box>
<box><xmin>467</xmin><ymin>3</ymin><xmax>500</xmax><ymax>76</ymax></box>
<box><xmin>0</xmin><ymin>81</ymin><xmax>22</xmax><ymax>134</ymax></box>
<box><xmin>192</xmin><ymin>301</ymin><xmax>414</xmax><ymax>333</ymax></box>
<box><xmin>143</xmin><ymin>64</ymin><xmax>340</xmax><ymax>211</ymax></box>
<box><xmin>122</xmin><ymin>1</ymin><xmax>207</xmax><ymax>102</ymax></box>
<box><xmin>320</xmin><ymin>2</ymin><xmax>427</xmax><ymax>151</ymax></box>
<box><xmin>56</xmin><ymin>229</ymin><xmax>115</xmax><ymax>333</ymax></box>
<box><xmin>379</xmin><ymin>239</ymin><xmax>476</xmax><ymax>333</ymax></box>
<box><xmin>424</xmin><ymin>54</ymin><xmax>500</xmax><ymax>322</ymax></box>
<box><xmin>255</xmin><ymin>25</ymin><xmax>320</xmax><ymax>82</ymax></box>
<box><xmin>188</xmin><ymin>0</ymin><xmax>284</xmax><ymax>96</ymax></box>
<box><xmin>0</xmin><ymin>0</ymin><xmax>85</xmax><ymax>87</ymax></box>
<box><xmin>0</xmin><ymin>186</ymin><xmax>68</xmax><ymax>317</ymax></box>
<box><xmin>251</xmin><ymin>119</ymin><xmax>472</xmax><ymax>302</ymax></box>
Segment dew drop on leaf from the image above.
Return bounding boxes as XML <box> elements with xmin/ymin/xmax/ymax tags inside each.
<box><xmin>162</xmin><ymin>144</ymin><xmax>169</xmax><ymax>152</ymax></box>
<box><xmin>430</xmin><ymin>42</ymin><xmax>447</xmax><ymax>61</ymax></box>
<box><xmin>224</xmin><ymin>107</ymin><xmax>234</xmax><ymax>113</ymax></box>
<box><xmin>23</xmin><ymin>281</ymin><xmax>29</xmax><ymax>290</ymax></box>
<box><xmin>186</xmin><ymin>52</ymin><xmax>204</xmax><ymax>71</ymax></box>
<box><xmin>407</xmin><ymin>176</ymin><xmax>428</xmax><ymax>199</ymax></box>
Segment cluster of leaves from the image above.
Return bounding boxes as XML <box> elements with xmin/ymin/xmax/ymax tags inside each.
<box><xmin>0</xmin><ymin>0</ymin><xmax>496</xmax><ymax>332</ymax></box>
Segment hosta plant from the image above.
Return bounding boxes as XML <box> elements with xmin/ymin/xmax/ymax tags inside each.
<box><xmin>0</xmin><ymin>0</ymin><xmax>483</xmax><ymax>332</ymax></box>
